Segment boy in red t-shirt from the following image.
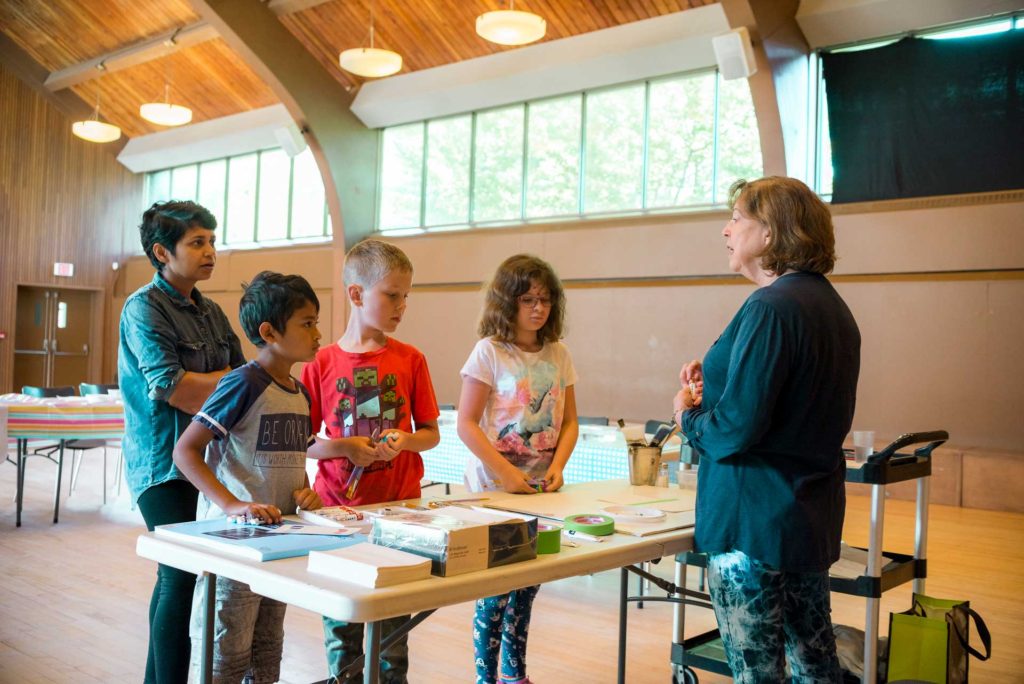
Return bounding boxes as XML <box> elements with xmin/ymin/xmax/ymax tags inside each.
<box><xmin>302</xmin><ymin>238</ymin><xmax>439</xmax><ymax>683</ymax></box>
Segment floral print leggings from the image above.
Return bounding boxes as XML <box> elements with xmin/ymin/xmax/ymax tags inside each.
<box><xmin>473</xmin><ymin>585</ymin><xmax>540</xmax><ymax>684</ymax></box>
<box><xmin>707</xmin><ymin>550</ymin><xmax>842</xmax><ymax>683</ymax></box>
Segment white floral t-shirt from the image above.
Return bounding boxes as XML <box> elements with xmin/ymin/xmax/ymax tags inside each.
<box><xmin>460</xmin><ymin>337</ymin><xmax>578</xmax><ymax>492</ymax></box>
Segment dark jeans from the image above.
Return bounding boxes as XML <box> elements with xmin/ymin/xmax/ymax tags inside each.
<box><xmin>137</xmin><ymin>478</ymin><xmax>199</xmax><ymax>684</ymax></box>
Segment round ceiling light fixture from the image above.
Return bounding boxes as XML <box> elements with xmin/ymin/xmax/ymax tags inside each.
<box><xmin>476</xmin><ymin>1</ymin><xmax>546</xmax><ymax>46</ymax></box>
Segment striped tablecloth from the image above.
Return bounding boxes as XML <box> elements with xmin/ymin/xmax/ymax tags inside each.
<box><xmin>0</xmin><ymin>394</ymin><xmax>124</xmax><ymax>440</ymax></box>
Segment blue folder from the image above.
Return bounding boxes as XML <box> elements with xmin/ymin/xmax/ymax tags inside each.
<box><xmin>154</xmin><ymin>517</ymin><xmax>366</xmax><ymax>562</ymax></box>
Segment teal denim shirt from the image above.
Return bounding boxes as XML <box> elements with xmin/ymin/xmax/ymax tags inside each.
<box><xmin>118</xmin><ymin>272</ymin><xmax>244</xmax><ymax>501</ymax></box>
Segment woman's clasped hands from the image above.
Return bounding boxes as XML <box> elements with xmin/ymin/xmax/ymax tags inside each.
<box><xmin>673</xmin><ymin>359</ymin><xmax>704</xmax><ymax>424</ymax></box>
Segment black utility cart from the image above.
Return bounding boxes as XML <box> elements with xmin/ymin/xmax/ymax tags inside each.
<box><xmin>615</xmin><ymin>430</ymin><xmax>948</xmax><ymax>684</ymax></box>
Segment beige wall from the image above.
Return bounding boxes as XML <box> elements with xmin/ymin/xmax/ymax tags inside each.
<box><xmin>118</xmin><ymin>194</ymin><xmax>1024</xmax><ymax>452</ymax></box>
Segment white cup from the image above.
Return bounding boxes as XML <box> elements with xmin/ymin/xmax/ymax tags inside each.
<box><xmin>678</xmin><ymin>468</ymin><xmax>698</xmax><ymax>491</ymax></box>
<box><xmin>852</xmin><ymin>430</ymin><xmax>875</xmax><ymax>463</ymax></box>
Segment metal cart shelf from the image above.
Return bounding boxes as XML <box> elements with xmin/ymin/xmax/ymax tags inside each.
<box><xmin>621</xmin><ymin>430</ymin><xmax>948</xmax><ymax>684</ymax></box>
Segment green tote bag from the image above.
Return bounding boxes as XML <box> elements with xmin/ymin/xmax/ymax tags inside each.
<box><xmin>887</xmin><ymin>593</ymin><xmax>991</xmax><ymax>683</ymax></box>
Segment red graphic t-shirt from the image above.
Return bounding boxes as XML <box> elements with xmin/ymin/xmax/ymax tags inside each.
<box><xmin>301</xmin><ymin>338</ymin><xmax>439</xmax><ymax>506</ymax></box>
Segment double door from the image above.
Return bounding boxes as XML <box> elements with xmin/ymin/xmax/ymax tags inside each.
<box><xmin>13</xmin><ymin>287</ymin><xmax>95</xmax><ymax>391</ymax></box>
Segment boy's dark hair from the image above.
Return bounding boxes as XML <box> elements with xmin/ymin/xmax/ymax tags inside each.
<box><xmin>140</xmin><ymin>200</ymin><xmax>217</xmax><ymax>272</ymax></box>
<box><xmin>239</xmin><ymin>271</ymin><xmax>320</xmax><ymax>347</ymax></box>
<box><xmin>478</xmin><ymin>254</ymin><xmax>566</xmax><ymax>344</ymax></box>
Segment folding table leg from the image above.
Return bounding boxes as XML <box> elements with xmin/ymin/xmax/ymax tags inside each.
<box><xmin>365</xmin><ymin>621</ymin><xmax>381</xmax><ymax>684</ymax></box>
<box><xmin>52</xmin><ymin>441</ymin><xmax>66</xmax><ymax>524</ymax></box>
<box><xmin>617</xmin><ymin>567</ymin><xmax>628</xmax><ymax>684</ymax></box>
<box><xmin>200</xmin><ymin>572</ymin><xmax>216</xmax><ymax>684</ymax></box>
<box><xmin>16</xmin><ymin>439</ymin><xmax>26</xmax><ymax>527</ymax></box>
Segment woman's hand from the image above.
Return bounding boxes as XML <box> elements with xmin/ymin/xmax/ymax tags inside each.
<box><xmin>679</xmin><ymin>360</ymin><xmax>703</xmax><ymax>385</ymax></box>
<box><xmin>294</xmin><ymin>487</ymin><xmax>322</xmax><ymax>511</ymax></box>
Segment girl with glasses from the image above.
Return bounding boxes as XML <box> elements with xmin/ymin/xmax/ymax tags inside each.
<box><xmin>456</xmin><ymin>254</ymin><xmax>580</xmax><ymax>684</ymax></box>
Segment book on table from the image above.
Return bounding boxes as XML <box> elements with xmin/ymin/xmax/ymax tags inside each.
<box><xmin>154</xmin><ymin>517</ymin><xmax>362</xmax><ymax>562</ymax></box>
<box><xmin>307</xmin><ymin>541</ymin><xmax>433</xmax><ymax>587</ymax></box>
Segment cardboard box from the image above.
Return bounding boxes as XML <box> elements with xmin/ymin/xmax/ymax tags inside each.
<box><xmin>370</xmin><ymin>507</ymin><xmax>537</xmax><ymax>576</ymax></box>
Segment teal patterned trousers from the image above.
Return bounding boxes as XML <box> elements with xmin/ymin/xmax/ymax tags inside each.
<box><xmin>707</xmin><ymin>550</ymin><xmax>841</xmax><ymax>683</ymax></box>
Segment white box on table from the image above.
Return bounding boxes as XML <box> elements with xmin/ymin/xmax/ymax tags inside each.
<box><xmin>370</xmin><ymin>506</ymin><xmax>537</xmax><ymax>577</ymax></box>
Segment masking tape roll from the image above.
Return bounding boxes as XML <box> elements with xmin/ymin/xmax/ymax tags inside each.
<box><xmin>536</xmin><ymin>523</ymin><xmax>561</xmax><ymax>554</ymax></box>
<box><xmin>563</xmin><ymin>513</ymin><xmax>615</xmax><ymax>536</ymax></box>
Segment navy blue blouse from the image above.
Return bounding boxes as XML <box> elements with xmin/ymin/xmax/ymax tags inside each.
<box><xmin>682</xmin><ymin>272</ymin><xmax>860</xmax><ymax>572</ymax></box>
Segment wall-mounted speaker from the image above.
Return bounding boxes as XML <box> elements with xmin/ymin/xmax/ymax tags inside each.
<box><xmin>712</xmin><ymin>27</ymin><xmax>757</xmax><ymax>81</ymax></box>
<box><xmin>274</xmin><ymin>124</ymin><xmax>307</xmax><ymax>158</ymax></box>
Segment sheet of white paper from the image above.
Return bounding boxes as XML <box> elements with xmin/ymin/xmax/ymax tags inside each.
<box><xmin>263</xmin><ymin>523</ymin><xmax>354</xmax><ymax>536</ymax></box>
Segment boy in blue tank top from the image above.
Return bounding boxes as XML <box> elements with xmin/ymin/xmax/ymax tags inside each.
<box><xmin>173</xmin><ymin>271</ymin><xmax>324</xmax><ymax>684</ymax></box>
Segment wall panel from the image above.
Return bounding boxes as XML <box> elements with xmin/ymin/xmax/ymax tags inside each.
<box><xmin>0</xmin><ymin>63</ymin><xmax>142</xmax><ymax>393</ymax></box>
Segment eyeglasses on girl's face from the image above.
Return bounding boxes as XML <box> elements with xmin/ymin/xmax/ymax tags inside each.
<box><xmin>517</xmin><ymin>294</ymin><xmax>553</xmax><ymax>309</ymax></box>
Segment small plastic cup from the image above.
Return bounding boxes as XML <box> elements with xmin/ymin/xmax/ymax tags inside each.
<box><xmin>678</xmin><ymin>467</ymin><xmax>698</xmax><ymax>491</ymax></box>
<box><xmin>852</xmin><ymin>430</ymin><xmax>875</xmax><ymax>463</ymax></box>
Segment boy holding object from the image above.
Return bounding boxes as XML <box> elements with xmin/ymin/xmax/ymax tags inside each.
<box><xmin>301</xmin><ymin>239</ymin><xmax>440</xmax><ymax>683</ymax></box>
<box><xmin>173</xmin><ymin>271</ymin><xmax>323</xmax><ymax>683</ymax></box>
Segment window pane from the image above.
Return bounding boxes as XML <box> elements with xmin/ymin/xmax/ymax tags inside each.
<box><xmin>473</xmin><ymin>105</ymin><xmax>524</xmax><ymax>222</ymax></box>
<box><xmin>226</xmin><ymin>153</ymin><xmax>257</xmax><ymax>245</ymax></box>
<box><xmin>647</xmin><ymin>73</ymin><xmax>716</xmax><ymax>207</ymax></box>
<box><xmin>170</xmin><ymin>164</ymin><xmax>197</xmax><ymax>201</ymax></box>
<box><xmin>147</xmin><ymin>169</ymin><xmax>171</xmax><ymax>206</ymax></box>
<box><xmin>257</xmin><ymin>149</ymin><xmax>290</xmax><ymax>241</ymax></box>
<box><xmin>584</xmin><ymin>84</ymin><xmax>644</xmax><ymax>212</ymax></box>
<box><xmin>291</xmin><ymin>148</ymin><xmax>326</xmax><ymax>238</ymax></box>
<box><xmin>379</xmin><ymin>123</ymin><xmax>424</xmax><ymax>230</ymax></box>
<box><xmin>526</xmin><ymin>95</ymin><xmax>581</xmax><ymax>218</ymax></box>
<box><xmin>424</xmin><ymin>115</ymin><xmax>471</xmax><ymax>225</ymax></box>
<box><xmin>197</xmin><ymin>159</ymin><xmax>226</xmax><ymax>227</ymax></box>
<box><xmin>715</xmin><ymin>75</ymin><xmax>763</xmax><ymax>202</ymax></box>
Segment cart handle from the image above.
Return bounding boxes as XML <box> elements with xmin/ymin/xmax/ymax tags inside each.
<box><xmin>867</xmin><ymin>430</ymin><xmax>948</xmax><ymax>464</ymax></box>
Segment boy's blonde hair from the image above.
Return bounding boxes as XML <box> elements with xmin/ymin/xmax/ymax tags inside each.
<box><xmin>343</xmin><ymin>239</ymin><xmax>413</xmax><ymax>288</ymax></box>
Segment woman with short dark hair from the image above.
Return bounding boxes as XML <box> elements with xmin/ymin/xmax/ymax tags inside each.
<box><xmin>674</xmin><ymin>177</ymin><xmax>860</xmax><ymax>682</ymax></box>
<box><xmin>119</xmin><ymin>200</ymin><xmax>245</xmax><ymax>683</ymax></box>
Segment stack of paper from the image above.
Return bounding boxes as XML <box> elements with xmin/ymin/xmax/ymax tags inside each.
<box><xmin>830</xmin><ymin>541</ymin><xmax>893</xmax><ymax>580</ymax></box>
<box><xmin>307</xmin><ymin>542</ymin><xmax>432</xmax><ymax>588</ymax></box>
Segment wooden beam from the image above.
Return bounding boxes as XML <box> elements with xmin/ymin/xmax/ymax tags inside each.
<box><xmin>43</xmin><ymin>22</ymin><xmax>219</xmax><ymax>92</ymax></box>
<box><xmin>266</xmin><ymin>0</ymin><xmax>334</xmax><ymax>13</ymax></box>
<box><xmin>188</xmin><ymin>0</ymin><xmax>379</xmax><ymax>336</ymax></box>
<box><xmin>0</xmin><ymin>32</ymin><xmax>128</xmax><ymax>153</ymax></box>
<box><xmin>42</xmin><ymin>0</ymin><xmax>327</xmax><ymax>92</ymax></box>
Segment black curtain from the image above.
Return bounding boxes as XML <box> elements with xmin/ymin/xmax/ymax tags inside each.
<box><xmin>821</xmin><ymin>30</ymin><xmax>1024</xmax><ymax>203</ymax></box>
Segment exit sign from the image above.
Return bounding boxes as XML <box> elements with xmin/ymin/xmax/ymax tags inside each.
<box><xmin>53</xmin><ymin>262</ymin><xmax>74</xmax><ymax>277</ymax></box>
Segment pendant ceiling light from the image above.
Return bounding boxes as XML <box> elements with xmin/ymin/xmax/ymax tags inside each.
<box><xmin>140</xmin><ymin>83</ymin><xmax>193</xmax><ymax>127</ymax></box>
<box><xmin>340</xmin><ymin>1</ymin><xmax>402</xmax><ymax>78</ymax></box>
<box><xmin>476</xmin><ymin>0</ymin><xmax>546</xmax><ymax>46</ymax></box>
<box><xmin>72</xmin><ymin>96</ymin><xmax>121</xmax><ymax>143</ymax></box>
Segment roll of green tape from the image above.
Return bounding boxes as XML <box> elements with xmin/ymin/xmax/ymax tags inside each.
<box><xmin>536</xmin><ymin>523</ymin><xmax>561</xmax><ymax>554</ymax></box>
<box><xmin>563</xmin><ymin>513</ymin><xmax>615</xmax><ymax>536</ymax></box>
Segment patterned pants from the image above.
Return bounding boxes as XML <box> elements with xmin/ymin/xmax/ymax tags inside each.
<box><xmin>473</xmin><ymin>585</ymin><xmax>540</xmax><ymax>684</ymax></box>
<box><xmin>707</xmin><ymin>550</ymin><xmax>841</xmax><ymax>683</ymax></box>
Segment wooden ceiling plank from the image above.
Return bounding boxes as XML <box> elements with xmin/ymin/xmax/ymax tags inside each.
<box><xmin>0</xmin><ymin>31</ymin><xmax>127</xmax><ymax>155</ymax></box>
<box><xmin>43</xmin><ymin>21</ymin><xmax>218</xmax><ymax>92</ymax></box>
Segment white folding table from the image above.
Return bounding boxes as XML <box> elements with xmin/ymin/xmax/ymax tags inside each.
<box><xmin>136</xmin><ymin>480</ymin><xmax>696</xmax><ymax>684</ymax></box>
